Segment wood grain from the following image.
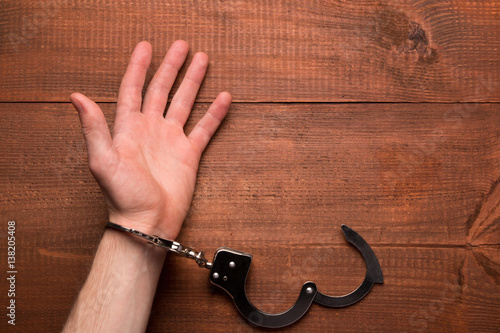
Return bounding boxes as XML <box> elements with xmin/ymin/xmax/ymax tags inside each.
<box><xmin>0</xmin><ymin>103</ymin><xmax>498</xmax><ymax>332</ymax></box>
<box><xmin>0</xmin><ymin>0</ymin><xmax>499</xmax><ymax>102</ymax></box>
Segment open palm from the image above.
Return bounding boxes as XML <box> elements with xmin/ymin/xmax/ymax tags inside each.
<box><xmin>70</xmin><ymin>41</ymin><xmax>231</xmax><ymax>239</ymax></box>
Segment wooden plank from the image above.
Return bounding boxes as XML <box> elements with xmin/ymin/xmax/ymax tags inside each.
<box><xmin>0</xmin><ymin>0</ymin><xmax>499</xmax><ymax>102</ymax></box>
<box><xmin>2</xmin><ymin>231</ymin><xmax>498</xmax><ymax>332</ymax></box>
<box><xmin>149</xmin><ymin>246</ymin><xmax>500</xmax><ymax>332</ymax></box>
<box><xmin>1</xmin><ymin>103</ymin><xmax>498</xmax><ymax>245</ymax></box>
<box><xmin>0</xmin><ymin>102</ymin><xmax>498</xmax><ymax>331</ymax></box>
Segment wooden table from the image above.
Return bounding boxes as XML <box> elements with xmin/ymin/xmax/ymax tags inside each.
<box><xmin>1</xmin><ymin>1</ymin><xmax>499</xmax><ymax>332</ymax></box>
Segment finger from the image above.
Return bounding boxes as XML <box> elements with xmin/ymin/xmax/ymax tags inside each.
<box><xmin>116</xmin><ymin>41</ymin><xmax>152</xmax><ymax>118</ymax></box>
<box><xmin>165</xmin><ymin>51</ymin><xmax>208</xmax><ymax>126</ymax></box>
<box><xmin>188</xmin><ymin>91</ymin><xmax>231</xmax><ymax>153</ymax></box>
<box><xmin>70</xmin><ymin>93</ymin><xmax>115</xmax><ymax>175</ymax></box>
<box><xmin>142</xmin><ymin>40</ymin><xmax>189</xmax><ymax>117</ymax></box>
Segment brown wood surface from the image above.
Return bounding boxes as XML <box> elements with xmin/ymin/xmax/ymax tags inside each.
<box><xmin>0</xmin><ymin>103</ymin><xmax>499</xmax><ymax>332</ymax></box>
<box><xmin>0</xmin><ymin>0</ymin><xmax>499</xmax><ymax>102</ymax></box>
<box><xmin>1</xmin><ymin>0</ymin><xmax>499</xmax><ymax>332</ymax></box>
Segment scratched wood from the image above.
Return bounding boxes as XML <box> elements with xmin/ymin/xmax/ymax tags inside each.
<box><xmin>0</xmin><ymin>103</ymin><xmax>498</xmax><ymax>332</ymax></box>
<box><xmin>0</xmin><ymin>0</ymin><xmax>499</xmax><ymax>102</ymax></box>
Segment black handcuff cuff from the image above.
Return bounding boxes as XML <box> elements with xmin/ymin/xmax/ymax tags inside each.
<box><xmin>107</xmin><ymin>221</ymin><xmax>383</xmax><ymax>329</ymax></box>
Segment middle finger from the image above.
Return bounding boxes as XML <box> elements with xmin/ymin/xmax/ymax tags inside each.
<box><xmin>165</xmin><ymin>51</ymin><xmax>209</xmax><ymax>126</ymax></box>
<box><xmin>142</xmin><ymin>40</ymin><xmax>189</xmax><ymax>116</ymax></box>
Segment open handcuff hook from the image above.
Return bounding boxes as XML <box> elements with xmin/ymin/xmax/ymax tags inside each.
<box><xmin>208</xmin><ymin>225</ymin><xmax>383</xmax><ymax>328</ymax></box>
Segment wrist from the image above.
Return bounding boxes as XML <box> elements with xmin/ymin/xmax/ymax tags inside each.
<box><xmin>104</xmin><ymin>226</ymin><xmax>167</xmax><ymax>266</ymax></box>
<box><xmin>109</xmin><ymin>213</ymin><xmax>180</xmax><ymax>241</ymax></box>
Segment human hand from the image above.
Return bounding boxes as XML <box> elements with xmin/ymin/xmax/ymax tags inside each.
<box><xmin>70</xmin><ymin>41</ymin><xmax>231</xmax><ymax>240</ymax></box>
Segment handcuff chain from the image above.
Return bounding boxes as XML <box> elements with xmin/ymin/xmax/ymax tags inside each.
<box><xmin>151</xmin><ymin>236</ymin><xmax>213</xmax><ymax>269</ymax></box>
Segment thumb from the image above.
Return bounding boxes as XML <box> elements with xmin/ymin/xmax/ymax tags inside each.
<box><xmin>70</xmin><ymin>93</ymin><xmax>114</xmax><ymax>175</ymax></box>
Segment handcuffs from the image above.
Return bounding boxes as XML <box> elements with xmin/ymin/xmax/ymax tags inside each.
<box><xmin>107</xmin><ymin>222</ymin><xmax>383</xmax><ymax>329</ymax></box>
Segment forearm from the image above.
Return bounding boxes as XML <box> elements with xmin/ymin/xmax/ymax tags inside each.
<box><xmin>63</xmin><ymin>227</ymin><xmax>166</xmax><ymax>333</ymax></box>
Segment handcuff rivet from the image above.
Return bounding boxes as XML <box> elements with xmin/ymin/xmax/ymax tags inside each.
<box><xmin>229</xmin><ymin>261</ymin><xmax>236</xmax><ymax>268</ymax></box>
<box><xmin>306</xmin><ymin>287</ymin><xmax>314</xmax><ymax>294</ymax></box>
<box><xmin>223</xmin><ymin>276</ymin><xmax>228</xmax><ymax>281</ymax></box>
<box><xmin>213</xmin><ymin>272</ymin><xmax>219</xmax><ymax>279</ymax></box>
